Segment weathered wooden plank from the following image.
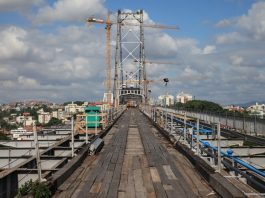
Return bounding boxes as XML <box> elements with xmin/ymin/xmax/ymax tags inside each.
<box><xmin>57</xmin><ymin>166</ymin><xmax>84</xmax><ymax>191</ymax></box>
<box><xmin>118</xmin><ymin>191</ymin><xmax>127</xmax><ymax>198</ymax></box>
<box><xmin>110</xmin><ymin>150</ymin><xmax>119</xmax><ymax>164</ymax></box>
<box><xmin>150</xmin><ymin>167</ymin><xmax>161</xmax><ymax>183</ymax></box>
<box><xmin>119</xmin><ymin>155</ymin><xmax>130</xmax><ymax>192</ymax></box>
<box><xmin>97</xmin><ymin>171</ymin><xmax>114</xmax><ymax>198</ymax></box>
<box><xmin>163</xmin><ymin>165</ymin><xmax>177</xmax><ymax>180</ymax></box>
<box><xmin>156</xmin><ymin>165</ymin><xmax>171</xmax><ymax>185</ymax></box>
<box><xmin>141</xmin><ymin>166</ymin><xmax>155</xmax><ymax>196</ymax></box>
<box><xmin>132</xmin><ymin>156</ymin><xmax>141</xmax><ymax>170</ymax></box>
<box><xmin>126</xmin><ymin>171</ymin><xmax>136</xmax><ymax>198</ymax></box>
<box><xmin>107</xmin><ymin>162</ymin><xmax>123</xmax><ymax>197</ymax></box>
<box><xmin>153</xmin><ymin>182</ymin><xmax>167</xmax><ymax>198</ymax></box>
<box><xmin>133</xmin><ymin>169</ymin><xmax>144</xmax><ymax>191</ymax></box>
<box><xmin>89</xmin><ymin>182</ymin><xmax>102</xmax><ymax>193</ymax></box>
<box><xmin>168</xmin><ymin>179</ymin><xmax>194</xmax><ymax>197</ymax></box>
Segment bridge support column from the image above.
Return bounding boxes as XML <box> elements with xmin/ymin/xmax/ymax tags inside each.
<box><xmin>190</xmin><ymin>128</ymin><xmax>194</xmax><ymax>150</ymax></box>
<box><xmin>165</xmin><ymin>109</ymin><xmax>168</xmax><ymax>131</ymax></box>
<box><xmin>71</xmin><ymin>116</ymin><xmax>74</xmax><ymax>158</ymax></box>
<box><xmin>217</xmin><ymin>122</ymin><xmax>221</xmax><ymax>172</ymax></box>
<box><xmin>184</xmin><ymin>112</ymin><xmax>187</xmax><ymax>142</ymax></box>
<box><xmin>196</xmin><ymin>118</ymin><xmax>200</xmax><ymax>156</ymax></box>
<box><xmin>170</xmin><ymin>113</ymin><xmax>173</xmax><ymax>134</ymax></box>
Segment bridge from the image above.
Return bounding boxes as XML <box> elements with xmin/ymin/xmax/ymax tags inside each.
<box><xmin>0</xmin><ymin>107</ymin><xmax>264</xmax><ymax>197</ymax></box>
<box><xmin>53</xmin><ymin>109</ymin><xmax>216</xmax><ymax>198</ymax></box>
<box><xmin>0</xmin><ymin>10</ymin><xmax>264</xmax><ymax>198</ymax></box>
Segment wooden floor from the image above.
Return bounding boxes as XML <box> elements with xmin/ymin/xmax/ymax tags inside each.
<box><xmin>54</xmin><ymin>109</ymin><xmax>217</xmax><ymax>198</ymax></box>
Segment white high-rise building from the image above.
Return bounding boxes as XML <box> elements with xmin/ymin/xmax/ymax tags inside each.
<box><xmin>103</xmin><ymin>92</ymin><xmax>113</xmax><ymax>104</ymax></box>
<box><xmin>38</xmin><ymin>113</ymin><xmax>51</xmax><ymax>124</ymax></box>
<box><xmin>158</xmin><ymin>95</ymin><xmax>174</xmax><ymax>106</ymax></box>
<box><xmin>176</xmin><ymin>92</ymin><xmax>193</xmax><ymax>104</ymax></box>
<box><xmin>247</xmin><ymin>102</ymin><xmax>265</xmax><ymax>117</ymax></box>
<box><xmin>64</xmin><ymin>102</ymin><xmax>84</xmax><ymax>113</ymax></box>
<box><xmin>16</xmin><ymin>115</ymin><xmax>33</xmax><ymax>126</ymax></box>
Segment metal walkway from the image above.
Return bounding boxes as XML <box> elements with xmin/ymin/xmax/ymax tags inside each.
<box><xmin>54</xmin><ymin>109</ymin><xmax>216</xmax><ymax>198</ymax></box>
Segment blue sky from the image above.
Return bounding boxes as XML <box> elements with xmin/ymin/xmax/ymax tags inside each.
<box><xmin>106</xmin><ymin>0</ymin><xmax>253</xmax><ymax>43</ymax></box>
<box><xmin>0</xmin><ymin>1</ymin><xmax>253</xmax><ymax>42</ymax></box>
<box><xmin>0</xmin><ymin>0</ymin><xmax>264</xmax><ymax>105</ymax></box>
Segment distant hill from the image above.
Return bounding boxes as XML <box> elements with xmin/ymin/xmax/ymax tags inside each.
<box><xmin>235</xmin><ymin>101</ymin><xmax>265</xmax><ymax>108</ymax></box>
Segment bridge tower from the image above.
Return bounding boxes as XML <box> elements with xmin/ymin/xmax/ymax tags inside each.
<box><xmin>113</xmin><ymin>10</ymin><xmax>147</xmax><ymax>107</ymax></box>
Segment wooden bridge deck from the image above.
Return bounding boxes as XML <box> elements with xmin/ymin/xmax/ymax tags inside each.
<box><xmin>54</xmin><ymin>109</ymin><xmax>216</xmax><ymax>198</ymax></box>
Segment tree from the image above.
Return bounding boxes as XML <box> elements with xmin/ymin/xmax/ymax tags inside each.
<box><xmin>0</xmin><ymin>133</ymin><xmax>10</xmax><ymax>140</ymax></box>
<box><xmin>0</xmin><ymin>120</ymin><xmax>17</xmax><ymax>131</ymax></box>
<box><xmin>39</xmin><ymin>105</ymin><xmax>52</xmax><ymax>113</ymax></box>
<box><xmin>45</xmin><ymin>117</ymin><xmax>62</xmax><ymax>127</ymax></box>
<box><xmin>16</xmin><ymin>179</ymin><xmax>51</xmax><ymax>198</ymax></box>
<box><xmin>174</xmin><ymin>100</ymin><xmax>224</xmax><ymax>112</ymax></box>
<box><xmin>21</xmin><ymin>107</ymin><xmax>38</xmax><ymax>120</ymax></box>
<box><xmin>63</xmin><ymin>101</ymin><xmax>84</xmax><ymax>106</ymax></box>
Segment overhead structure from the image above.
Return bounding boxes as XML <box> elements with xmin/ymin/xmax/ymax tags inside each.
<box><xmin>113</xmin><ymin>10</ymin><xmax>146</xmax><ymax>106</ymax></box>
<box><xmin>87</xmin><ymin>10</ymin><xmax>178</xmax><ymax>107</ymax></box>
<box><xmin>113</xmin><ymin>10</ymin><xmax>178</xmax><ymax>107</ymax></box>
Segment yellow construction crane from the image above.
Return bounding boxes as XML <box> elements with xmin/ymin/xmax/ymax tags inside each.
<box><xmin>133</xmin><ymin>59</ymin><xmax>180</xmax><ymax>65</ymax></box>
<box><xmin>87</xmin><ymin>13</ymin><xmax>112</xmax><ymax>94</ymax></box>
<box><xmin>87</xmin><ymin>17</ymin><xmax>178</xmax><ymax>30</ymax></box>
<box><xmin>122</xmin><ymin>78</ymin><xmax>175</xmax><ymax>85</ymax></box>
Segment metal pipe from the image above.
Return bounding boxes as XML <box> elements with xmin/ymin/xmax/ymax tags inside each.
<box><xmin>200</xmin><ymin>139</ymin><xmax>265</xmax><ymax>178</ymax></box>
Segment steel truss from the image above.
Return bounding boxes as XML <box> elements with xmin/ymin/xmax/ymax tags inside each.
<box><xmin>113</xmin><ymin>10</ymin><xmax>147</xmax><ymax>107</ymax></box>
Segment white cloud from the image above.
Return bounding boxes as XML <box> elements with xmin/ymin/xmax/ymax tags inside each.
<box><xmin>216</xmin><ymin>1</ymin><xmax>265</xmax><ymax>42</ymax></box>
<box><xmin>181</xmin><ymin>67</ymin><xmax>205</xmax><ymax>81</ymax></box>
<box><xmin>230</xmin><ymin>55</ymin><xmax>243</xmax><ymax>66</ymax></box>
<box><xmin>237</xmin><ymin>1</ymin><xmax>265</xmax><ymax>40</ymax></box>
<box><xmin>0</xmin><ymin>25</ymin><xmax>107</xmax><ymax>102</ymax></box>
<box><xmin>216</xmin><ymin>32</ymin><xmax>247</xmax><ymax>44</ymax></box>
<box><xmin>203</xmin><ymin>45</ymin><xmax>216</xmax><ymax>54</ymax></box>
<box><xmin>0</xmin><ymin>66</ymin><xmax>17</xmax><ymax>80</ymax></box>
<box><xmin>34</xmin><ymin>0</ymin><xmax>107</xmax><ymax>24</ymax></box>
<box><xmin>145</xmin><ymin>33</ymin><xmax>203</xmax><ymax>59</ymax></box>
<box><xmin>0</xmin><ymin>0</ymin><xmax>41</xmax><ymax>11</ymax></box>
<box><xmin>1</xmin><ymin>6</ymin><xmax>265</xmax><ymax>104</ymax></box>
<box><xmin>17</xmin><ymin>76</ymin><xmax>39</xmax><ymax>88</ymax></box>
<box><xmin>216</xmin><ymin>19</ymin><xmax>234</xmax><ymax>28</ymax></box>
<box><xmin>175</xmin><ymin>38</ymin><xmax>202</xmax><ymax>55</ymax></box>
<box><xmin>0</xmin><ymin>26</ymin><xmax>29</xmax><ymax>59</ymax></box>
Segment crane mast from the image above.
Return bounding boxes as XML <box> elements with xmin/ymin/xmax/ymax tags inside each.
<box><xmin>105</xmin><ymin>13</ymin><xmax>112</xmax><ymax>93</ymax></box>
<box><xmin>87</xmin><ymin>13</ymin><xmax>113</xmax><ymax>104</ymax></box>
